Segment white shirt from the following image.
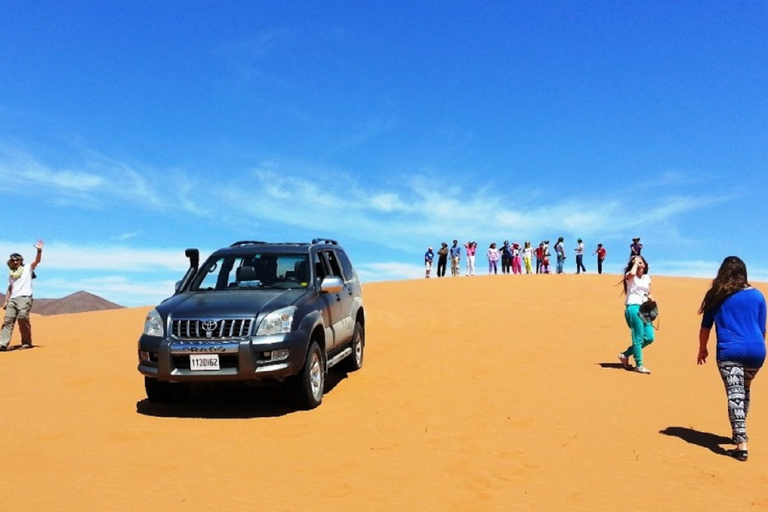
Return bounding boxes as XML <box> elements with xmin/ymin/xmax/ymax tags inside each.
<box><xmin>9</xmin><ymin>265</ymin><xmax>34</xmax><ymax>298</ymax></box>
<box><xmin>625</xmin><ymin>273</ymin><xmax>651</xmax><ymax>306</ymax></box>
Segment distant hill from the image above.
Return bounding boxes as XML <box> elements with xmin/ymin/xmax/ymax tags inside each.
<box><xmin>0</xmin><ymin>291</ymin><xmax>124</xmax><ymax>316</ymax></box>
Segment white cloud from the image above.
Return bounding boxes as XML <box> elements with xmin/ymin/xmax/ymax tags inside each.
<box><xmin>0</xmin><ymin>241</ymin><xmax>196</xmax><ymax>273</ymax></box>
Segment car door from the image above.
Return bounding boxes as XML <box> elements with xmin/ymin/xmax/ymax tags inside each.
<box><xmin>322</xmin><ymin>249</ymin><xmax>355</xmax><ymax>344</ymax></box>
<box><xmin>315</xmin><ymin>251</ymin><xmax>344</xmax><ymax>350</ymax></box>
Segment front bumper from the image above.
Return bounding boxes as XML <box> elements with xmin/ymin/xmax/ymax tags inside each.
<box><xmin>138</xmin><ymin>328</ymin><xmax>310</xmax><ymax>383</ymax></box>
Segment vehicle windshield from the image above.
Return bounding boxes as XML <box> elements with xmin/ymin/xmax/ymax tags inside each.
<box><xmin>191</xmin><ymin>253</ymin><xmax>310</xmax><ymax>291</ymax></box>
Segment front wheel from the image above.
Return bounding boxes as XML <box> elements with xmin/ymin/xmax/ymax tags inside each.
<box><xmin>289</xmin><ymin>341</ymin><xmax>325</xmax><ymax>409</ymax></box>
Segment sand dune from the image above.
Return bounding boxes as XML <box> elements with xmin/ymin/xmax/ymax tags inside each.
<box><xmin>1</xmin><ymin>273</ymin><xmax>767</xmax><ymax>511</ymax></box>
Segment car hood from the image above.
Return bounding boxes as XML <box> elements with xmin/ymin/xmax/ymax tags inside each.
<box><xmin>156</xmin><ymin>289</ymin><xmax>308</xmax><ymax>319</ymax></box>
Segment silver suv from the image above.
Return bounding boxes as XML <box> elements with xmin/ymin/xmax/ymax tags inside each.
<box><xmin>137</xmin><ymin>239</ymin><xmax>365</xmax><ymax>409</ymax></box>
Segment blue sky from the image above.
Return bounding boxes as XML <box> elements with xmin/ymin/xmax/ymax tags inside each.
<box><xmin>1</xmin><ymin>1</ymin><xmax>767</xmax><ymax>307</ymax></box>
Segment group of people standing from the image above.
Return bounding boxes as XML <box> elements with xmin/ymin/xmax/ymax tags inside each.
<box><xmin>423</xmin><ymin>237</ymin><xmax>607</xmax><ymax>278</ymax></box>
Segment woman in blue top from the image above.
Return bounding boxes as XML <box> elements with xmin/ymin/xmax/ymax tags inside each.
<box><xmin>698</xmin><ymin>256</ymin><xmax>767</xmax><ymax>462</ymax></box>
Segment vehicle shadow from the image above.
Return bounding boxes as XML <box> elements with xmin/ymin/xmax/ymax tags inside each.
<box><xmin>659</xmin><ymin>426</ymin><xmax>732</xmax><ymax>456</ymax></box>
<box><xmin>135</xmin><ymin>369</ymin><xmax>351</xmax><ymax>419</ymax></box>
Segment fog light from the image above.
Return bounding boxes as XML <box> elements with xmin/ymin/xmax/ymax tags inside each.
<box><xmin>270</xmin><ymin>349</ymin><xmax>290</xmax><ymax>361</ymax></box>
<box><xmin>139</xmin><ymin>351</ymin><xmax>151</xmax><ymax>361</ymax></box>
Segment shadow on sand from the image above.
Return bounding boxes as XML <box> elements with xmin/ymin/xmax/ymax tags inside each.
<box><xmin>659</xmin><ymin>426</ymin><xmax>733</xmax><ymax>456</ymax></box>
<box><xmin>135</xmin><ymin>368</ymin><xmax>350</xmax><ymax>419</ymax></box>
<box><xmin>598</xmin><ymin>362</ymin><xmax>628</xmax><ymax>370</ymax></box>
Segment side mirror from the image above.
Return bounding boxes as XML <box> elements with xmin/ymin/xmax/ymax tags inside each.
<box><xmin>320</xmin><ymin>276</ymin><xmax>343</xmax><ymax>294</ymax></box>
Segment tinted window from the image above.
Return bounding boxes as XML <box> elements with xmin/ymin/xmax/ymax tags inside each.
<box><xmin>322</xmin><ymin>250</ymin><xmax>345</xmax><ymax>280</ymax></box>
<box><xmin>336</xmin><ymin>250</ymin><xmax>355</xmax><ymax>281</ymax></box>
<box><xmin>193</xmin><ymin>253</ymin><xmax>309</xmax><ymax>290</ymax></box>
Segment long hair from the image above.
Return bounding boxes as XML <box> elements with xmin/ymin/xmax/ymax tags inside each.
<box><xmin>620</xmin><ymin>256</ymin><xmax>649</xmax><ymax>295</ymax></box>
<box><xmin>698</xmin><ymin>256</ymin><xmax>749</xmax><ymax>314</ymax></box>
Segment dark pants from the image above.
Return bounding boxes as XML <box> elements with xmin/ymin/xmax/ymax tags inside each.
<box><xmin>501</xmin><ymin>256</ymin><xmax>511</xmax><ymax>274</ymax></box>
<box><xmin>597</xmin><ymin>257</ymin><xmax>604</xmax><ymax>274</ymax></box>
<box><xmin>437</xmin><ymin>257</ymin><xmax>447</xmax><ymax>277</ymax></box>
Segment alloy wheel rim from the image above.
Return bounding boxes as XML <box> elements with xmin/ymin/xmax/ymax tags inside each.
<box><xmin>309</xmin><ymin>352</ymin><xmax>323</xmax><ymax>399</ymax></box>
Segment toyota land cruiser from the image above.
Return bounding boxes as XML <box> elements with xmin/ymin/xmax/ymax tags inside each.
<box><xmin>137</xmin><ymin>239</ymin><xmax>365</xmax><ymax>409</ymax></box>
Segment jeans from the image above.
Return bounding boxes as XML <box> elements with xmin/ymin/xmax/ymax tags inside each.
<box><xmin>575</xmin><ymin>254</ymin><xmax>586</xmax><ymax>273</ymax></box>
<box><xmin>622</xmin><ymin>304</ymin><xmax>654</xmax><ymax>366</ymax></box>
<box><xmin>556</xmin><ymin>255</ymin><xmax>564</xmax><ymax>274</ymax></box>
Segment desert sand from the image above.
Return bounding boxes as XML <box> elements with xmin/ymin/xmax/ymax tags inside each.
<box><xmin>2</xmin><ymin>273</ymin><xmax>768</xmax><ymax>511</ymax></box>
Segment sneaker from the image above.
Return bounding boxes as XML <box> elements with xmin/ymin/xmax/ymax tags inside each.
<box><xmin>19</xmin><ymin>344</ymin><xmax>33</xmax><ymax>350</ymax></box>
<box><xmin>635</xmin><ymin>366</ymin><xmax>651</xmax><ymax>375</ymax></box>
<box><xmin>618</xmin><ymin>353</ymin><xmax>631</xmax><ymax>370</ymax></box>
<box><xmin>0</xmin><ymin>346</ymin><xmax>7</xmax><ymax>352</ymax></box>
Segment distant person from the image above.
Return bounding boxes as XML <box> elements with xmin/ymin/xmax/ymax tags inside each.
<box><xmin>500</xmin><ymin>241</ymin><xmax>512</xmax><ymax>274</ymax></box>
<box><xmin>574</xmin><ymin>238</ymin><xmax>586</xmax><ymax>274</ymax></box>
<box><xmin>1</xmin><ymin>240</ymin><xmax>44</xmax><ymax>351</ymax></box>
<box><xmin>617</xmin><ymin>255</ymin><xmax>654</xmax><ymax>374</ymax></box>
<box><xmin>449</xmin><ymin>240</ymin><xmax>461</xmax><ymax>277</ymax></box>
<box><xmin>436</xmin><ymin>243</ymin><xmax>449</xmax><ymax>278</ymax></box>
<box><xmin>697</xmin><ymin>256</ymin><xmax>766</xmax><ymax>462</ymax></box>
<box><xmin>593</xmin><ymin>243</ymin><xmax>606</xmax><ymax>274</ymax></box>
<box><xmin>522</xmin><ymin>241</ymin><xmax>533</xmax><ymax>274</ymax></box>
<box><xmin>424</xmin><ymin>247</ymin><xmax>434</xmax><ymax>278</ymax></box>
<box><xmin>487</xmin><ymin>243</ymin><xmax>499</xmax><ymax>275</ymax></box>
<box><xmin>535</xmin><ymin>242</ymin><xmax>544</xmax><ymax>274</ymax></box>
<box><xmin>464</xmin><ymin>241</ymin><xmax>477</xmax><ymax>276</ymax></box>
<box><xmin>554</xmin><ymin>237</ymin><xmax>566</xmax><ymax>274</ymax></box>
<box><xmin>630</xmin><ymin>237</ymin><xmax>643</xmax><ymax>258</ymax></box>
<box><xmin>511</xmin><ymin>243</ymin><xmax>522</xmax><ymax>275</ymax></box>
<box><xmin>540</xmin><ymin>241</ymin><xmax>551</xmax><ymax>274</ymax></box>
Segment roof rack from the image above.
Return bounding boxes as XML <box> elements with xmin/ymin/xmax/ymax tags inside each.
<box><xmin>230</xmin><ymin>241</ymin><xmax>267</xmax><ymax>247</ymax></box>
<box><xmin>311</xmin><ymin>238</ymin><xmax>339</xmax><ymax>245</ymax></box>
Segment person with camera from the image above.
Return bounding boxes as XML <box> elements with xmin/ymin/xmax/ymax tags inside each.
<box><xmin>1</xmin><ymin>240</ymin><xmax>44</xmax><ymax>351</ymax></box>
<box><xmin>697</xmin><ymin>256</ymin><xmax>766</xmax><ymax>461</ymax></box>
<box><xmin>618</xmin><ymin>255</ymin><xmax>655</xmax><ymax>374</ymax></box>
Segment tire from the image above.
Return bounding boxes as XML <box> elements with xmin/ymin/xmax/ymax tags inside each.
<box><xmin>290</xmin><ymin>341</ymin><xmax>325</xmax><ymax>409</ymax></box>
<box><xmin>343</xmin><ymin>321</ymin><xmax>364</xmax><ymax>372</ymax></box>
<box><xmin>145</xmin><ymin>377</ymin><xmax>190</xmax><ymax>403</ymax></box>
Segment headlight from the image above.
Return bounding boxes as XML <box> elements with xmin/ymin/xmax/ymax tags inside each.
<box><xmin>256</xmin><ymin>306</ymin><xmax>297</xmax><ymax>336</ymax></box>
<box><xmin>143</xmin><ymin>309</ymin><xmax>164</xmax><ymax>337</ymax></box>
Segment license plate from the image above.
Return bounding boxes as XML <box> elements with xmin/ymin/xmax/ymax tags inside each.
<box><xmin>190</xmin><ymin>354</ymin><xmax>220</xmax><ymax>371</ymax></box>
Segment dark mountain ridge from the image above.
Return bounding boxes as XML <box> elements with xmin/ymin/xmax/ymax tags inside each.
<box><xmin>0</xmin><ymin>291</ymin><xmax>124</xmax><ymax>316</ymax></box>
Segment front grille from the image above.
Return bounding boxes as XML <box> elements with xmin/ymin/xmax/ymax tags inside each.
<box><xmin>172</xmin><ymin>318</ymin><xmax>253</xmax><ymax>340</ymax></box>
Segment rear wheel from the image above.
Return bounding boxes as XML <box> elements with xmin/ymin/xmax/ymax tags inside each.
<box><xmin>144</xmin><ymin>377</ymin><xmax>190</xmax><ymax>403</ymax></box>
<box><xmin>289</xmin><ymin>341</ymin><xmax>325</xmax><ymax>409</ymax></box>
<box><xmin>343</xmin><ymin>321</ymin><xmax>364</xmax><ymax>372</ymax></box>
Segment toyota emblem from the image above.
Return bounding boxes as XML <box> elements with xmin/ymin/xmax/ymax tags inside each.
<box><xmin>201</xmin><ymin>320</ymin><xmax>218</xmax><ymax>338</ymax></box>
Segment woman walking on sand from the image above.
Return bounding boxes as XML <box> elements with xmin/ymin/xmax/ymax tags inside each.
<box><xmin>618</xmin><ymin>255</ymin><xmax>655</xmax><ymax>374</ymax></box>
<box><xmin>698</xmin><ymin>256</ymin><xmax>766</xmax><ymax>462</ymax></box>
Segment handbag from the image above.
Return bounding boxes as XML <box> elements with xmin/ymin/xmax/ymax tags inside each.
<box><xmin>638</xmin><ymin>299</ymin><xmax>659</xmax><ymax>326</ymax></box>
